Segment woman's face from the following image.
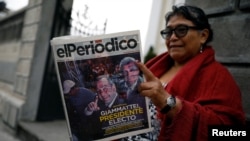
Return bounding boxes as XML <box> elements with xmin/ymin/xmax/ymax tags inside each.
<box><xmin>165</xmin><ymin>14</ymin><xmax>208</xmax><ymax>64</ymax></box>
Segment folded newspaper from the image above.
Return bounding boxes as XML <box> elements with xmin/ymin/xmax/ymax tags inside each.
<box><xmin>50</xmin><ymin>30</ymin><xmax>152</xmax><ymax>141</ymax></box>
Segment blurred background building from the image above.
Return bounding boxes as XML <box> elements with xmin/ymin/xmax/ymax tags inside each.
<box><xmin>0</xmin><ymin>0</ymin><xmax>249</xmax><ymax>140</ymax></box>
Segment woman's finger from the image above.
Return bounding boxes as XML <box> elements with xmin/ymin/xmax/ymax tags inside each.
<box><xmin>136</xmin><ymin>62</ymin><xmax>157</xmax><ymax>81</ymax></box>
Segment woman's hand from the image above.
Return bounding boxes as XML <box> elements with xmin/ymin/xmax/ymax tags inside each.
<box><xmin>136</xmin><ymin>62</ymin><xmax>170</xmax><ymax>109</ymax></box>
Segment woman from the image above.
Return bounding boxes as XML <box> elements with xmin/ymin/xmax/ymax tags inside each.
<box><xmin>136</xmin><ymin>5</ymin><xmax>246</xmax><ymax>141</ymax></box>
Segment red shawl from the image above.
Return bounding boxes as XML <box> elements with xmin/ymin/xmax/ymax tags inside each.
<box><xmin>146</xmin><ymin>46</ymin><xmax>246</xmax><ymax>141</ymax></box>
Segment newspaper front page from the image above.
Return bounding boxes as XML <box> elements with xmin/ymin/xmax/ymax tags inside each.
<box><xmin>50</xmin><ymin>30</ymin><xmax>152</xmax><ymax>141</ymax></box>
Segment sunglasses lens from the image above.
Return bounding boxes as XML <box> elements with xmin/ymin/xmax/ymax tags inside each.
<box><xmin>160</xmin><ymin>30</ymin><xmax>166</xmax><ymax>39</ymax></box>
<box><xmin>161</xmin><ymin>29</ymin><xmax>171</xmax><ymax>39</ymax></box>
<box><xmin>175</xmin><ymin>26</ymin><xmax>188</xmax><ymax>37</ymax></box>
<box><xmin>165</xmin><ymin>30</ymin><xmax>172</xmax><ymax>38</ymax></box>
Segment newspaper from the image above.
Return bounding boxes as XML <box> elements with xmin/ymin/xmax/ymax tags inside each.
<box><xmin>50</xmin><ymin>30</ymin><xmax>152</xmax><ymax>141</ymax></box>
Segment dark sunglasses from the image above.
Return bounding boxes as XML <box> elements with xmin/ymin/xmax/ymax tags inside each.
<box><xmin>160</xmin><ymin>25</ymin><xmax>200</xmax><ymax>39</ymax></box>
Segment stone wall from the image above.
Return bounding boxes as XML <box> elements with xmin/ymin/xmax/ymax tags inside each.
<box><xmin>0</xmin><ymin>0</ymin><xmax>57</xmax><ymax>128</ymax></box>
<box><xmin>0</xmin><ymin>9</ymin><xmax>25</xmax><ymax>84</ymax></box>
<box><xmin>0</xmin><ymin>8</ymin><xmax>26</xmax><ymax>128</ymax></box>
<box><xmin>18</xmin><ymin>0</ymin><xmax>57</xmax><ymax>121</ymax></box>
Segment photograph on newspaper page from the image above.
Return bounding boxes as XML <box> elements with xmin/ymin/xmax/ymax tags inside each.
<box><xmin>50</xmin><ymin>30</ymin><xmax>152</xmax><ymax>141</ymax></box>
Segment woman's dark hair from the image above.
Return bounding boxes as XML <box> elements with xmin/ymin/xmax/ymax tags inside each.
<box><xmin>165</xmin><ymin>5</ymin><xmax>213</xmax><ymax>46</ymax></box>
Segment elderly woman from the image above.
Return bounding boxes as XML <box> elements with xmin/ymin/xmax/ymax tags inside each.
<box><xmin>135</xmin><ymin>4</ymin><xmax>246</xmax><ymax>141</ymax></box>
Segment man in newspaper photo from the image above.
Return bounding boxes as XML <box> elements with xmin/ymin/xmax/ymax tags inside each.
<box><xmin>84</xmin><ymin>75</ymin><xmax>125</xmax><ymax>114</ymax></box>
<box><xmin>116</xmin><ymin>56</ymin><xmax>149</xmax><ymax>130</ymax></box>
<box><xmin>83</xmin><ymin>75</ymin><xmax>126</xmax><ymax>140</ymax></box>
<box><xmin>62</xmin><ymin>79</ymin><xmax>96</xmax><ymax>141</ymax></box>
<box><xmin>118</xmin><ymin>57</ymin><xmax>145</xmax><ymax>106</ymax></box>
